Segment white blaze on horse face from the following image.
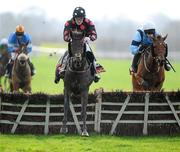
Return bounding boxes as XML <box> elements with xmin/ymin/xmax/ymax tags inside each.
<box><xmin>75</xmin><ymin>53</ymin><xmax>82</xmax><ymax>60</ymax></box>
<box><xmin>17</xmin><ymin>53</ymin><xmax>29</xmax><ymax>66</ymax></box>
<box><xmin>75</xmin><ymin>17</ymin><xmax>84</xmax><ymax>25</ymax></box>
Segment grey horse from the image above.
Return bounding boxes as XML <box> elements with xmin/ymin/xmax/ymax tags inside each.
<box><xmin>11</xmin><ymin>52</ymin><xmax>31</xmax><ymax>93</ymax></box>
<box><xmin>60</xmin><ymin>30</ymin><xmax>94</xmax><ymax>136</ymax></box>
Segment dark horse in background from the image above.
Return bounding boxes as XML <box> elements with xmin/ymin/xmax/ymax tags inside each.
<box><xmin>61</xmin><ymin>30</ymin><xmax>94</xmax><ymax>136</ymax></box>
<box><xmin>132</xmin><ymin>35</ymin><xmax>168</xmax><ymax>91</ymax></box>
<box><xmin>0</xmin><ymin>46</ymin><xmax>11</xmax><ymax>92</ymax></box>
<box><xmin>10</xmin><ymin>44</ymin><xmax>31</xmax><ymax>93</ymax></box>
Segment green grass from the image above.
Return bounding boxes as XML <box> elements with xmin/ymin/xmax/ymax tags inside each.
<box><xmin>1</xmin><ymin>134</ymin><xmax>180</xmax><ymax>152</ymax></box>
<box><xmin>40</xmin><ymin>42</ymin><xmax>67</xmax><ymax>48</ymax></box>
<box><xmin>30</xmin><ymin>55</ymin><xmax>180</xmax><ymax>94</ymax></box>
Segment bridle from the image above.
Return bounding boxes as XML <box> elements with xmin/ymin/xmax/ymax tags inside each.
<box><xmin>68</xmin><ymin>31</ymin><xmax>90</xmax><ymax>74</ymax></box>
<box><xmin>143</xmin><ymin>39</ymin><xmax>166</xmax><ymax>73</ymax></box>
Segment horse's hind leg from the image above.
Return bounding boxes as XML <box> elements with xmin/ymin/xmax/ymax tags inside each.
<box><xmin>81</xmin><ymin>90</ymin><xmax>89</xmax><ymax>137</ymax></box>
<box><xmin>60</xmin><ymin>89</ymin><xmax>69</xmax><ymax>134</ymax></box>
<box><xmin>0</xmin><ymin>77</ymin><xmax>3</xmax><ymax>92</ymax></box>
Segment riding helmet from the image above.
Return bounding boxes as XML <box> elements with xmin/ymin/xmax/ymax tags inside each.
<box><xmin>73</xmin><ymin>7</ymin><xmax>86</xmax><ymax>18</ymax></box>
<box><xmin>16</xmin><ymin>24</ymin><xmax>25</xmax><ymax>36</ymax></box>
<box><xmin>143</xmin><ymin>21</ymin><xmax>156</xmax><ymax>35</ymax></box>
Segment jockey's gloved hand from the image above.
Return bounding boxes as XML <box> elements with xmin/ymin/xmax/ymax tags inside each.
<box><xmin>90</xmin><ymin>35</ymin><xmax>96</xmax><ymax>41</ymax></box>
<box><xmin>139</xmin><ymin>44</ymin><xmax>148</xmax><ymax>53</ymax></box>
<box><xmin>84</xmin><ymin>37</ymin><xmax>90</xmax><ymax>43</ymax></box>
<box><xmin>14</xmin><ymin>48</ymin><xmax>20</xmax><ymax>53</ymax></box>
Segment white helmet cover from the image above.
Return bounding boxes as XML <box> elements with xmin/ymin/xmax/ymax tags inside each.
<box><xmin>0</xmin><ymin>38</ymin><xmax>8</xmax><ymax>45</ymax></box>
<box><xmin>142</xmin><ymin>21</ymin><xmax>155</xmax><ymax>31</ymax></box>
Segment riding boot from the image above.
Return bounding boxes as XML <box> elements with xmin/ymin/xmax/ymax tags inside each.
<box><xmin>86</xmin><ymin>51</ymin><xmax>105</xmax><ymax>83</ymax></box>
<box><xmin>130</xmin><ymin>53</ymin><xmax>141</xmax><ymax>74</ymax></box>
<box><xmin>28</xmin><ymin>59</ymin><xmax>36</xmax><ymax>76</ymax></box>
<box><xmin>164</xmin><ymin>59</ymin><xmax>171</xmax><ymax>71</ymax></box>
<box><xmin>5</xmin><ymin>59</ymin><xmax>14</xmax><ymax>79</ymax></box>
<box><xmin>54</xmin><ymin>51</ymin><xmax>68</xmax><ymax>84</ymax></box>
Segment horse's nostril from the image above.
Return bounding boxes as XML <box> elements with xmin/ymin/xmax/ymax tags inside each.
<box><xmin>20</xmin><ymin>60</ymin><xmax>25</xmax><ymax>64</ymax></box>
<box><xmin>77</xmin><ymin>62</ymin><xmax>81</xmax><ymax>67</ymax></box>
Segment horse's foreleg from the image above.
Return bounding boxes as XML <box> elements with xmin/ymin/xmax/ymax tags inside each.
<box><xmin>81</xmin><ymin>90</ymin><xmax>89</xmax><ymax>136</ymax></box>
<box><xmin>60</xmin><ymin>89</ymin><xmax>69</xmax><ymax>134</ymax></box>
<box><xmin>12</xmin><ymin>82</ymin><xmax>20</xmax><ymax>93</ymax></box>
<box><xmin>132</xmin><ymin>75</ymin><xmax>143</xmax><ymax>91</ymax></box>
<box><xmin>23</xmin><ymin>84</ymin><xmax>31</xmax><ymax>94</ymax></box>
<box><xmin>134</xmin><ymin>73</ymin><xmax>150</xmax><ymax>91</ymax></box>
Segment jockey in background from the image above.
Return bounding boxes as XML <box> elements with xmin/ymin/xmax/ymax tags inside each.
<box><xmin>130</xmin><ymin>21</ymin><xmax>171</xmax><ymax>75</ymax></box>
<box><xmin>54</xmin><ymin>6</ymin><xmax>105</xmax><ymax>84</ymax></box>
<box><xmin>0</xmin><ymin>38</ymin><xmax>9</xmax><ymax>58</ymax></box>
<box><xmin>5</xmin><ymin>24</ymin><xmax>35</xmax><ymax>78</ymax></box>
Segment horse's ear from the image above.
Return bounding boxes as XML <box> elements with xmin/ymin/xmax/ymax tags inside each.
<box><xmin>163</xmin><ymin>34</ymin><xmax>168</xmax><ymax>41</ymax></box>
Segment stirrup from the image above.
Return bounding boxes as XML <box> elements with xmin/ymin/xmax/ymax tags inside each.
<box><xmin>94</xmin><ymin>74</ymin><xmax>101</xmax><ymax>83</ymax></box>
<box><xmin>164</xmin><ymin>64</ymin><xmax>171</xmax><ymax>71</ymax></box>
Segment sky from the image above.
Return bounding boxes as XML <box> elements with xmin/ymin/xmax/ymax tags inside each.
<box><xmin>0</xmin><ymin>0</ymin><xmax>180</xmax><ymax>22</ymax></box>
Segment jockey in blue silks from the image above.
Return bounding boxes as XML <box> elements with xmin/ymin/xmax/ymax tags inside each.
<box><xmin>130</xmin><ymin>21</ymin><xmax>171</xmax><ymax>74</ymax></box>
<box><xmin>5</xmin><ymin>25</ymin><xmax>35</xmax><ymax>78</ymax></box>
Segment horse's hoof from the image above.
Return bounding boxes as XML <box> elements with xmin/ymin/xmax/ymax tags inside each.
<box><xmin>81</xmin><ymin>130</ymin><xmax>89</xmax><ymax>137</ymax></box>
<box><xmin>60</xmin><ymin>126</ymin><xmax>68</xmax><ymax>134</ymax></box>
<box><xmin>25</xmin><ymin>92</ymin><xmax>31</xmax><ymax>95</ymax></box>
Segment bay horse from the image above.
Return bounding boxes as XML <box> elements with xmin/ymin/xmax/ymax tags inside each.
<box><xmin>0</xmin><ymin>46</ymin><xmax>11</xmax><ymax>92</ymax></box>
<box><xmin>11</xmin><ymin>45</ymin><xmax>32</xmax><ymax>93</ymax></box>
<box><xmin>132</xmin><ymin>35</ymin><xmax>168</xmax><ymax>91</ymax></box>
<box><xmin>60</xmin><ymin>30</ymin><xmax>94</xmax><ymax>136</ymax></box>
